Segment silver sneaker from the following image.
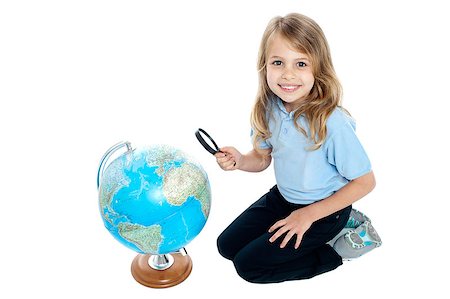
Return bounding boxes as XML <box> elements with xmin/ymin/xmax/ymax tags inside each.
<box><xmin>333</xmin><ymin>221</ymin><xmax>382</xmax><ymax>259</ymax></box>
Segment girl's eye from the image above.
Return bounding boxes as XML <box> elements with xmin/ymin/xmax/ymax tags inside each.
<box><xmin>272</xmin><ymin>60</ymin><xmax>282</xmax><ymax>66</ymax></box>
<box><xmin>297</xmin><ymin>61</ymin><xmax>307</xmax><ymax>67</ymax></box>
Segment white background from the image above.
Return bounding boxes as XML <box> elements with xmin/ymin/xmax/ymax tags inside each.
<box><xmin>1</xmin><ymin>0</ymin><xmax>448</xmax><ymax>298</ymax></box>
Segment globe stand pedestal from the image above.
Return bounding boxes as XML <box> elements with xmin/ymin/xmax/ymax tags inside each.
<box><xmin>131</xmin><ymin>250</ymin><xmax>193</xmax><ymax>288</ymax></box>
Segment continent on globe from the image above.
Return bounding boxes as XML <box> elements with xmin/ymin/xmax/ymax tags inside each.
<box><xmin>118</xmin><ymin>223</ymin><xmax>163</xmax><ymax>253</ymax></box>
<box><xmin>163</xmin><ymin>162</ymin><xmax>211</xmax><ymax>217</ymax></box>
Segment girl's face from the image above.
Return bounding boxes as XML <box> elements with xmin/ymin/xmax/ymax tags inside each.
<box><xmin>266</xmin><ymin>34</ymin><xmax>315</xmax><ymax>112</ymax></box>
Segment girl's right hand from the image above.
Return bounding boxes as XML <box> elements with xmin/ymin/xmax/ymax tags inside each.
<box><xmin>214</xmin><ymin>146</ymin><xmax>242</xmax><ymax>171</ymax></box>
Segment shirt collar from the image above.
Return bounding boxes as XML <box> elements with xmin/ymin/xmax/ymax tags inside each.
<box><xmin>275</xmin><ymin>97</ymin><xmax>296</xmax><ymax>120</ymax></box>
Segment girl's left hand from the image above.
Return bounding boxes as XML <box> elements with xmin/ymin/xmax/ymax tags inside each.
<box><xmin>268</xmin><ymin>208</ymin><xmax>314</xmax><ymax>249</ymax></box>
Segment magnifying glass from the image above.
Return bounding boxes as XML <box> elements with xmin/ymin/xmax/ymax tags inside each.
<box><xmin>195</xmin><ymin>128</ymin><xmax>236</xmax><ymax>167</ymax></box>
<box><xmin>195</xmin><ymin>128</ymin><xmax>221</xmax><ymax>155</ymax></box>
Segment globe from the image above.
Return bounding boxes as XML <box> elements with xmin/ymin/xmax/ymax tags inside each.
<box><xmin>98</xmin><ymin>144</ymin><xmax>211</xmax><ymax>255</ymax></box>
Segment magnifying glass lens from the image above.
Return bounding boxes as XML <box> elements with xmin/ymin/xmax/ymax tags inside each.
<box><xmin>199</xmin><ymin>131</ymin><xmax>216</xmax><ymax>150</ymax></box>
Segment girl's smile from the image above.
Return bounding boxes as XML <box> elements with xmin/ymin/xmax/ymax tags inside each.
<box><xmin>278</xmin><ymin>84</ymin><xmax>302</xmax><ymax>93</ymax></box>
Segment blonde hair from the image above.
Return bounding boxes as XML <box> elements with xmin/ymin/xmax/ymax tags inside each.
<box><xmin>251</xmin><ymin>13</ymin><xmax>344</xmax><ymax>151</ymax></box>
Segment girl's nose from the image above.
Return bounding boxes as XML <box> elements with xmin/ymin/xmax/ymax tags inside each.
<box><xmin>281</xmin><ymin>67</ymin><xmax>295</xmax><ymax>80</ymax></box>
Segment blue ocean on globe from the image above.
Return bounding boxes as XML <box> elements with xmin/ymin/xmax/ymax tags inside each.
<box><xmin>98</xmin><ymin>145</ymin><xmax>211</xmax><ymax>255</ymax></box>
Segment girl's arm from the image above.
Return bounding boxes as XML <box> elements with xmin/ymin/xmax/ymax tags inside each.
<box><xmin>269</xmin><ymin>171</ymin><xmax>376</xmax><ymax>249</ymax></box>
<box><xmin>306</xmin><ymin>170</ymin><xmax>376</xmax><ymax>222</ymax></box>
<box><xmin>215</xmin><ymin>147</ymin><xmax>272</xmax><ymax>172</ymax></box>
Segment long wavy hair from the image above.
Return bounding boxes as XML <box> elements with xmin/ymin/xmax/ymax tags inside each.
<box><xmin>251</xmin><ymin>13</ymin><xmax>345</xmax><ymax>151</ymax></box>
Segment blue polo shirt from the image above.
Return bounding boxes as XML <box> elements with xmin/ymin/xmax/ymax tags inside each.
<box><xmin>255</xmin><ymin>98</ymin><xmax>372</xmax><ymax>204</ymax></box>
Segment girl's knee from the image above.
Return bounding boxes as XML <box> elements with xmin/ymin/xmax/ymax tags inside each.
<box><xmin>232</xmin><ymin>249</ymin><xmax>265</xmax><ymax>283</ymax></box>
<box><xmin>233</xmin><ymin>255</ymin><xmax>265</xmax><ymax>283</ymax></box>
<box><xmin>216</xmin><ymin>232</ymin><xmax>234</xmax><ymax>260</ymax></box>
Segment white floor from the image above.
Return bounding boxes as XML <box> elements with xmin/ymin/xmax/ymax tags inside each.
<box><xmin>1</xmin><ymin>1</ymin><xmax>448</xmax><ymax>298</ymax></box>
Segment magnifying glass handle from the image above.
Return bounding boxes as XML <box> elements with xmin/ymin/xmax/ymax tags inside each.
<box><xmin>215</xmin><ymin>149</ymin><xmax>236</xmax><ymax>167</ymax></box>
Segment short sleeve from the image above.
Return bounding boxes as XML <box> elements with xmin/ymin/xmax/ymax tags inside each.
<box><xmin>250</xmin><ymin>128</ymin><xmax>272</xmax><ymax>150</ymax></box>
<box><xmin>326</xmin><ymin>121</ymin><xmax>372</xmax><ymax>180</ymax></box>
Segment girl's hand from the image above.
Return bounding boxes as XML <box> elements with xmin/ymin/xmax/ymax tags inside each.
<box><xmin>214</xmin><ymin>146</ymin><xmax>242</xmax><ymax>171</ymax></box>
<box><xmin>268</xmin><ymin>208</ymin><xmax>314</xmax><ymax>249</ymax></box>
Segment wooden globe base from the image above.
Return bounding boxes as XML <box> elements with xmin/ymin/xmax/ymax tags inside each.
<box><xmin>131</xmin><ymin>253</ymin><xmax>193</xmax><ymax>288</ymax></box>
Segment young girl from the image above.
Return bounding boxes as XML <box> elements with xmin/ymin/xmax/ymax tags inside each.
<box><xmin>215</xmin><ymin>13</ymin><xmax>380</xmax><ymax>283</ymax></box>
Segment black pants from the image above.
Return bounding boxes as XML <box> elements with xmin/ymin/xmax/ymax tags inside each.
<box><xmin>217</xmin><ymin>185</ymin><xmax>352</xmax><ymax>283</ymax></box>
